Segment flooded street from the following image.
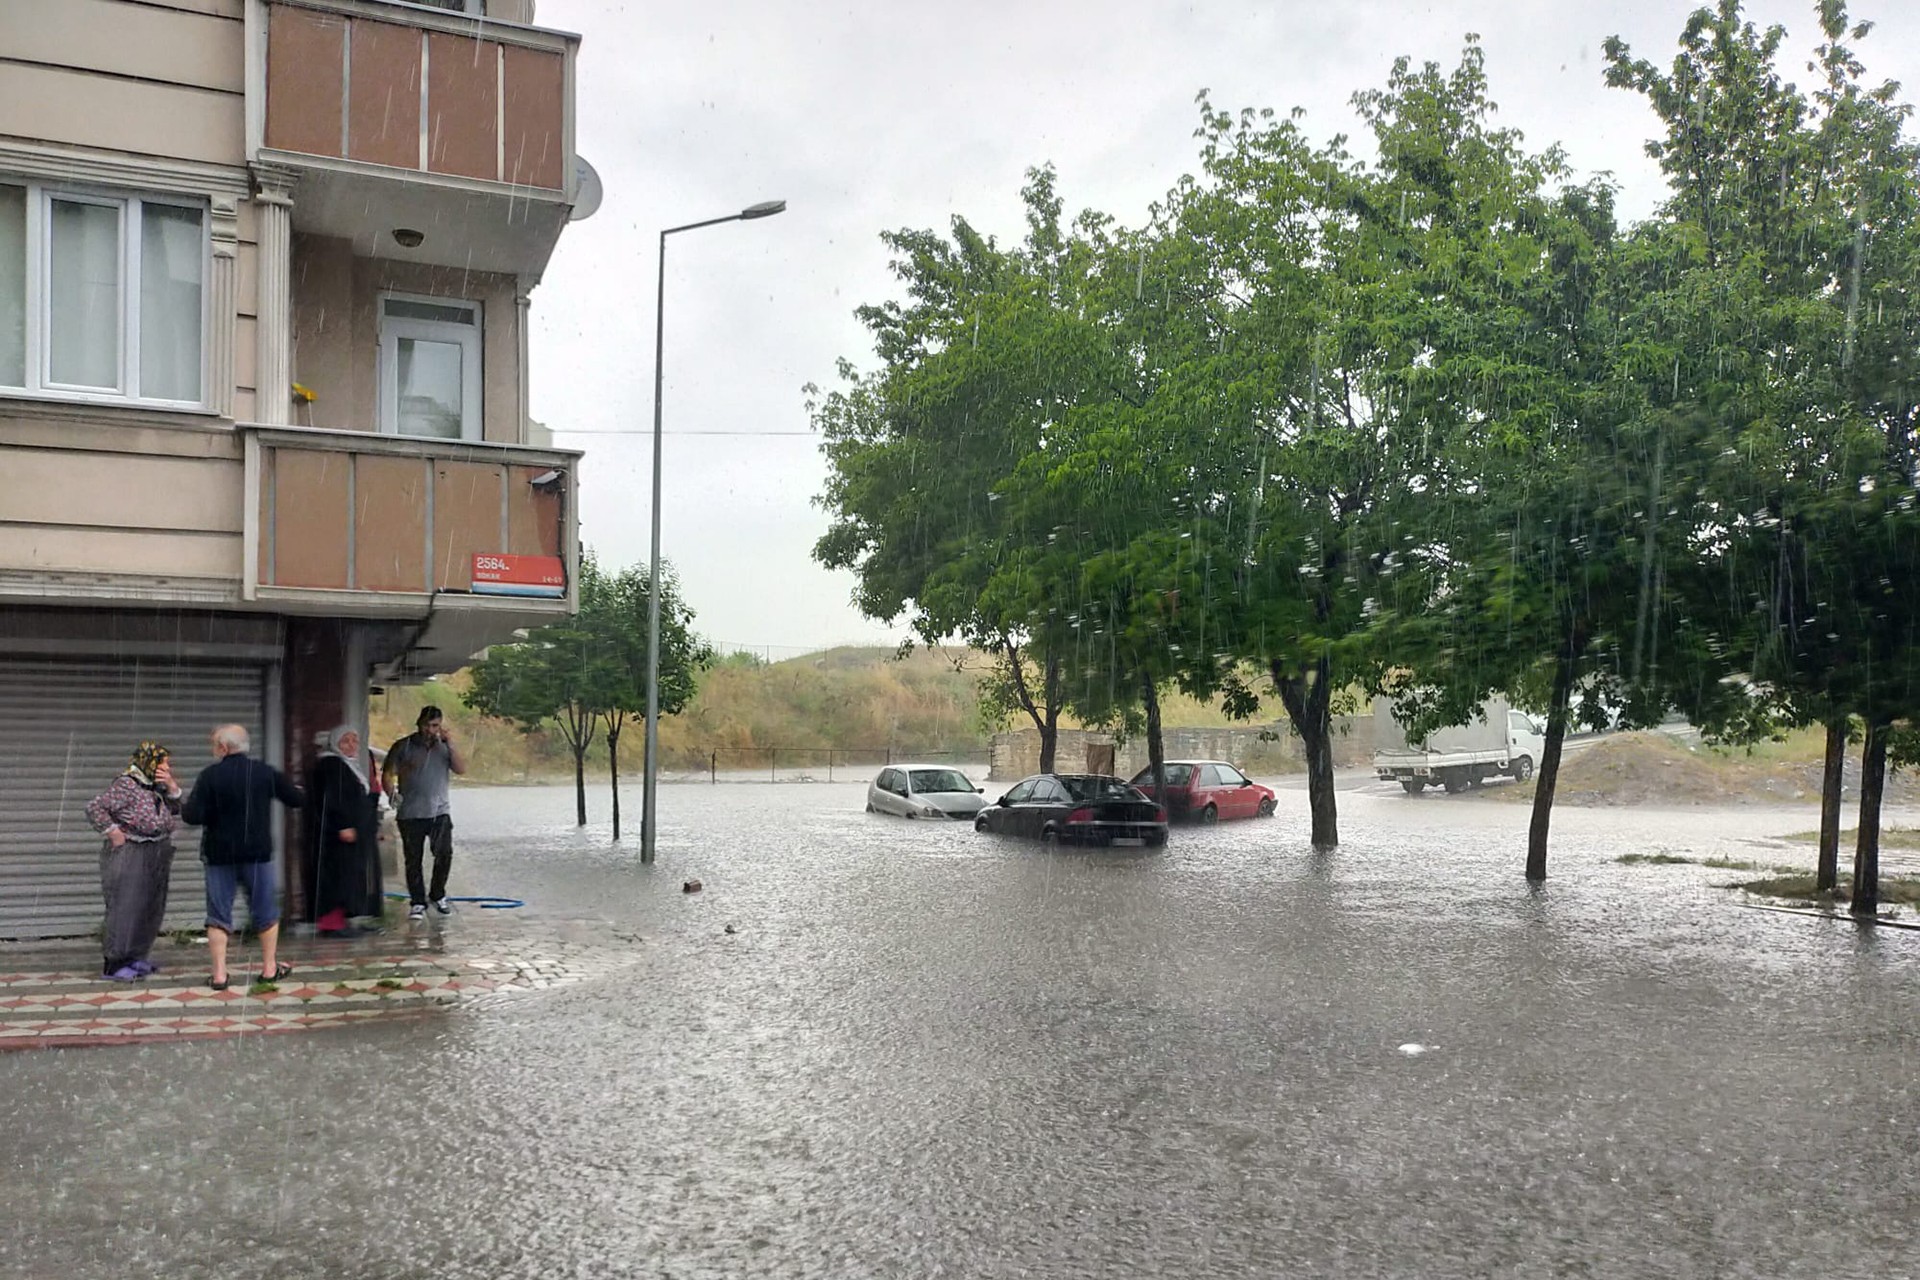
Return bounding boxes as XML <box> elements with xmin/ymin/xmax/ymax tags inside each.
<box><xmin>5</xmin><ymin>778</ymin><xmax>1920</xmax><ymax>1279</ymax></box>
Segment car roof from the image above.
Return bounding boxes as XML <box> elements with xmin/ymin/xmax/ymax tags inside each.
<box><xmin>1132</xmin><ymin>761</ymin><xmax>1239</xmax><ymax>771</ymax></box>
<box><xmin>884</xmin><ymin>763</ymin><xmax>971</xmax><ymax>772</ymax></box>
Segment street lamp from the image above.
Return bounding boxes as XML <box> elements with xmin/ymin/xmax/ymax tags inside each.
<box><xmin>642</xmin><ymin>198</ymin><xmax>788</xmax><ymax>864</ymax></box>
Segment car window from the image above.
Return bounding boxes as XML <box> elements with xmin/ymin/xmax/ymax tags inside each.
<box><xmin>1132</xmin><ymin>763</ymin><xmax>1194</xmax><ymax>787</ymax></box>
<box><xmin>1003</xmin><ymin>780</ymin><xmax>1036</xmax><ymax>804</ymax></box>
<box><xmin>1508</xmin><ymin>712</ymin><xmax>1532</xmax><ymax>733</ymax></box>
<box><xmin>1217</xmin><ymin>765</ymin><xmax>1250</xmax><ymax>786</ymax></box>
<box><xmin>910</xmin><ymin>768</ymin><xmax>972</xmax><ymax>794</ymax></box>
<box><xmin>1033</xmin><ymin>779</ymin><xmax>1069</xmax><ymax>803</ymax></box>
<box><xmin>876</xmin><ymin>769</ymin><xmax>900</xmax><ymax>794</ymax></box>
<box><xmin>1061</xmin><ymin>776</ymin><xmax>1146</xmax><ymax>803</ymax></box>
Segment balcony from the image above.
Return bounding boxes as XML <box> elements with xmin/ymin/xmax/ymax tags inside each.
<box><xmin>242</xmin><ymin>424</ymin><xmax>580</xmax><ymax>673</ymax></box>
<box><xmin>256</xmin><ymin>0</ymin><xmax>580</xmax><ymax>276</ymax></box>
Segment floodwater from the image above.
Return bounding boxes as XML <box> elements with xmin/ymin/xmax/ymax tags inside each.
<box><xmin>4</xmin><ymin>775</ymin><xmax>1919</xmax><ymax>1279</ymax></box>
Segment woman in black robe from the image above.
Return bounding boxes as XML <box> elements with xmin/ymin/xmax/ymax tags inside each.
<box><xmin>306</xmin><ymin>725</ymin><xmax>382</xmax><ymax>936</ymax></box>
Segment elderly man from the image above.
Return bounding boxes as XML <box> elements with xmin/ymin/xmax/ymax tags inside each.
<box><xmin>180</xmin><ymin>724</ymin><xmax>305</xmax><ymax>990</ymax></box>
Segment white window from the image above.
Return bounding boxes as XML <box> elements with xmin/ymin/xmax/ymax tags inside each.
<box><xmin>379</xmin><ymin>294</ymin><xmax>482</xmax><ymax>440</ymax></box>
<box><xmin>0</xmin><ymin>180</ymin><xmax>207</xmax><ymax>406</ymax></box>
<box><xmin>405</xmin><ymin>0</ymin><xmax>483</xmax><ymax>12</ymax></box>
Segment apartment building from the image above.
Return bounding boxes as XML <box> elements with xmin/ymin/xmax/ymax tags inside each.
<box><xmin>0</xmin><ymin>0</ymin><xmax>592</xmax><ymax>937</ymax></box>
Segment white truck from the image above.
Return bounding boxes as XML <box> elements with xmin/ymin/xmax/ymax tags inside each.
<box><xmin>1372</xmin><ymin>695</ymin><xmax>1546</xmax><ymax>795</ymax></box>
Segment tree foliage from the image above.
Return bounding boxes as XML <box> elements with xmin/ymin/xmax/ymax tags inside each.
<box><xmin>463</xmin><ymin>553</ymin><xmax>711</xmax><ymax>835</ymax></box>
<box><xmin>814</xmin><ymin>1</ymin><xmax>1920</xmax><ymax>884</ymax></box>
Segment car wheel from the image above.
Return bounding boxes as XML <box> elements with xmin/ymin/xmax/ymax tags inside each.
<box><xmin>1402</xmin><ymin>779</ymin><xmax>1426</xmax><ymax>795</ymax></box>
<box><xmin>1513</xmin><ymin>755</ymin><xmax>1535</xmax><ymax>782</ymax></box>
<box><xmin>1257</xmin><ymin>796</ymin><xmax>1277</xmax><ymax>818</ymax></box>
<box><xmin>1040</xmin><ymin>826</ymin><xmax>1058</xmax><ymax>845</ymax></box>
<box><xmin>1443</xmin><ymin>776</ymin><xmax>1470</xmax><ymax>795</ymax></box>
<box><xmin>865</xmin><ymin>803</ymin><xmax>875</xmax><ymax>814</ymax></box>
<box><xmin>974</xmin><ymin>815</ymin><xmax>990</xmax><ymax>833</ymax></box>
<box><xmin>1146</xmin><ymin>831</ymin><xmax>1168</xmax><ymax>848</ymax></box>
<box><xmin>1199</xmin><ymin>804</ymin><xmax>1218</xmax><ymax>826</ymax></box>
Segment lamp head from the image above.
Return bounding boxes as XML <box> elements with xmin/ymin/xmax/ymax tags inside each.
<box><xmin>740</xmin><ymin>200</ymin><xmax>787</xmax><ymax>220</ymax></box>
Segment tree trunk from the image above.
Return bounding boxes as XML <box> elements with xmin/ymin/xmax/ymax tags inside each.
<box><xmin>1850</xmin><ymin>720</ymin><xmax>1890</xmax><ymax>917</ymax></box>
<box><xmin>1004</xmin><ymin>638</ymin><xmax>1062</xmax><ymax>775</ymax></box>
<box><xmin>573</xmin><ymin>744</ymin><xmax>588</xmax><ymax>827</ymax></box>
<box><xmin>608</xmin><ymin>725</ymin><xmax>622</xmax><ymax>842</ymax></box>
<box><xmin>1039</xmin><ymin>653</ymin><xmax>1061</xmax><ymax>774</ymax></box>
<box><xmin>1817</xmin><ymin>717</ymin><xmax>1847</xmax><ymax>893</ymax></box>
<box><xmin>1273</xmin><ymin>655</ymin><xmax>1337</xmax><ymax>849</ymax></box>
<box><xmin>1141</xmin><ymin>672</ymin><xmax>1166</xmax><ymax>799</ymax></box>
<box><xmin>1526</xmin><ymin>646</ymin><xmax>1579</xmax><ymax>883</ymax></box>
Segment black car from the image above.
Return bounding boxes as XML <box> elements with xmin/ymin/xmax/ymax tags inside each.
<box><xmin>974</xmin><ymin>773</ymin><xmax>1169</xmax><ymax>847</ymax></box>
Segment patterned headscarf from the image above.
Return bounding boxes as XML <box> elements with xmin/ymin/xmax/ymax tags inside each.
<box><xmin>126</xmin><ymin>742</ymin><xmax>170</xmax><ymax>788</ymax></box>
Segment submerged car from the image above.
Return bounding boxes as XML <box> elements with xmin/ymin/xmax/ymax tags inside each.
<box><xmin>1128</xmin><ymin>760</ymin><xmax>1277</xmax><ymax>823</ymax></box>
<box><xmin>867</xmin><ymin>765</ymin><xmax>988</xmax><ymax>819</ymax></box>
<box><xmin>974</xmin><ymin>774</ymin><xmax>1168</xmax><ymax>847</ymax></box>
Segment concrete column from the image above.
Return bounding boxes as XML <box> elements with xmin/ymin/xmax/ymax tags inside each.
<box><xmin>207</xmin><ymin>197</ymin><xmax>239</xmax><ymax>419</ymax></box>
<box><xmin>515</xmin><ymin>277</ymin><xmax>534</xmax><ymax>443</ymax></box>
<box><xmin>251</xmin><ymin>167</ymin><xmax>297</xmax><ymax>426</ymax></box>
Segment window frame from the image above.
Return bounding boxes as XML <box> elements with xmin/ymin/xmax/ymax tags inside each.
<box><xmin>395</xmin><ymin>0</ymin><xmax>484</xmax><ymax>13</ymax></box>
<box><xmin>0</xmin><ymin>178</ymin><xmax>210</xmax><ymax>409</ymax></box>
<box><xmin>377</xmin><ymin>290</ymin><xmax>483</xmax><ymax>441</ymax></box>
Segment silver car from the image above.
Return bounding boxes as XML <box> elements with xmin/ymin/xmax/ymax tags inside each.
<box><xmin>866</xmin><ymin>765</ymin><xmax>988</xmax><ymax>819</ymax></box>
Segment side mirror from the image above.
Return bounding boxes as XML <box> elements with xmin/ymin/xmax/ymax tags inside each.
<box><xmin>997</xmin><ymin>795</ymin><xmax>1011</xmax><ymax>806</ymax></box>
<box><xmin>975</xmin><ymin>787</ymin><xmax>985</xmax><ymax>794</ymax></box>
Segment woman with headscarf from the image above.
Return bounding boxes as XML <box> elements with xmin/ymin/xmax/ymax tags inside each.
<box><xmin>305</xmin><ymin>725</ymin><xmax>382</xmax><ymax>937</ymax></box>
<box><xmin>85</xmin><ymin>742</ymin><xmax>183</xmax><ymax>981</ymax></box>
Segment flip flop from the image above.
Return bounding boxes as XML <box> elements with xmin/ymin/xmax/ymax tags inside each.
<box><xmin>257</xmin><ymin>962</ymin><xmax>294</xmax><ymax>984</ymax></box>
<box><xmin>209</xmin><ymin>975</ymin><xmax>230</xmax><ymax>991</ymax></box>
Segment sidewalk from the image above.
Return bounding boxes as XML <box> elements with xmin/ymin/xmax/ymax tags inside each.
<box><xmin>0</xmin><ymin>911</ymin><xmax>633</xmax><ymax>1051</ymax></box>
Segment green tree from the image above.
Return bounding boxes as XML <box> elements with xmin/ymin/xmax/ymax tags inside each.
<box><xmin>597</xmin><ymin>563</ymin><xmax>711</xmax><ymax>840</ymax></box>
<box><xmin>464</xmin><ymin>555</ymin><xmax>711</xmax><ymax>835</ymax></box>
<box><xmin>1606</xmin><ymin>0</ymin><xmax>1920</xmax><ymax>907</ymax></box>
<box><xmin>463</xmin><ymin>557</ymin><xmax>617</xmax><ymax>826</ymax></box>
<box><xmin>813</xmin><ymin>169</ymin><xmax>1117</xmax><ymax>774</ymax></box>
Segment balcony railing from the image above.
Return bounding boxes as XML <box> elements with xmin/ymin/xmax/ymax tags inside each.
<box><xmin>261</xmin><ymin>0</ymin><xmax>575</xmax><ymax>195</ymax></box>
<box><xmin>241</xmin><ymin>425</ymin><xmax>579</xmax><ymax>611</ymax></box>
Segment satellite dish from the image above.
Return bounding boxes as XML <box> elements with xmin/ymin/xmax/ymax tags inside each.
<box><xmin>570</xmin><ymin>156</ymin><xmax>603</xmax><ymax>222</ymax></box>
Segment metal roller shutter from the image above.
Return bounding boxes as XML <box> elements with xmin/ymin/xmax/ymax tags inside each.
<box><xmin>0</xmin><ymin>657</ymin><xmax>270</xmax><ymax>940</ymax></box>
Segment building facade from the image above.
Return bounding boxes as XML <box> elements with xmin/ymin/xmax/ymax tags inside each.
<box><xmin>0</xmin><ymin>0</ymin><xmax>590</xmax><ymax>937</ymax></box>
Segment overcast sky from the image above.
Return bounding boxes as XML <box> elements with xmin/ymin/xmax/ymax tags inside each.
<box><xmin>528</xmin><ymin>0</ymin><xmax>1920</xmax><ymax>657</ymax></box>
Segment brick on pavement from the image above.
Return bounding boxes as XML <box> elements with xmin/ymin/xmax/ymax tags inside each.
<box><xmin>0</xmin><ymin>921</ymin><xmax>633</xmax><ymax>1051</ymax></box>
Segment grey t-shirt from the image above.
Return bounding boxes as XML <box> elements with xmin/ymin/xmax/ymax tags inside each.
<box><xmin>388</xmin><ymin>733</ymin><xmax>453</xmax><ymax>821</ymax></box>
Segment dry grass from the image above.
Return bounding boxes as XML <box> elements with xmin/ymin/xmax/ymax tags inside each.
<box><xmin>1616</xmin><ymin>853</ymin><xmax>1797</xmax><ymax>873</ymax></box>
<box><xmin>1732</xmin><ymin>874</ymin><xmax>1920</xmax><ymax>909</ymax></box>
<box><xmin>1780</xmin><ymin>827</ymin><xmax>1920</xmax><ymax>851</ymax></box>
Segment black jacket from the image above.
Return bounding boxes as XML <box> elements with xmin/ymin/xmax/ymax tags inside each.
<box><xmin>181</xmin><ymin>754</ymin><xmax>305</xmax><ymax>865</ymax></box>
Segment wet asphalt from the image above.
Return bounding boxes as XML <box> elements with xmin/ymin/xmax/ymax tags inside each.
<box><xmin>3</xmin><ymin>775</ymin><xmax>1918</xmax><ymax>1279</ymax></box>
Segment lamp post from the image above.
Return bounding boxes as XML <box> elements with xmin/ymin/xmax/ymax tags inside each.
<box><xmin>642</xmin><ymin>198</ymin><xmax>787</xmax><ymax>865</ymax></box>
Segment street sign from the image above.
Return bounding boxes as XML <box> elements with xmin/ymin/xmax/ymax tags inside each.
<box><xmin>471</xmin><ymin>554</ymin><xmax>566</xmax><ymax>598</ymax></box>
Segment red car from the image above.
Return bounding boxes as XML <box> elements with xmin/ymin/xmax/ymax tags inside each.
<box><xmin>1128</xmin><ymin>760</ymin><xmax>1277</xmax><ymax>824</ymax></box>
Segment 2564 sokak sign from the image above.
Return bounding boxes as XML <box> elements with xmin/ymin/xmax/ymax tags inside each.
<box><xmin>471</xmin><ymin>554</ymin><xmax>567</xmax><ymax>599</ymax></box>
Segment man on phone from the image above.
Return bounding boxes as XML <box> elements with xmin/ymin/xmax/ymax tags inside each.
<box><xmin>383</xmin><ymin>706</ymin><xmax>467</xmax><ymax>920</ymax></box>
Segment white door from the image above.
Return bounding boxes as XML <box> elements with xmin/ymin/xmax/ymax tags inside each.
<box><xmin>379</xmin><ymin>296</ymin><xmax>482</xmax><ymax>440</ymax></box>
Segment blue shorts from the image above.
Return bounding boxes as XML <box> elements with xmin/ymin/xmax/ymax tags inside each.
<box><xmin>204</xmin><ymin>860</ymin><xmax>279</xmax><ymax>933</ymax></box>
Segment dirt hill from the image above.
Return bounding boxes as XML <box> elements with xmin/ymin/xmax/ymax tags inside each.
<box><xmin>1501</xmin><ymin>730</ymin><xmax>1920</xmax><ymax>808</ymax></box>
